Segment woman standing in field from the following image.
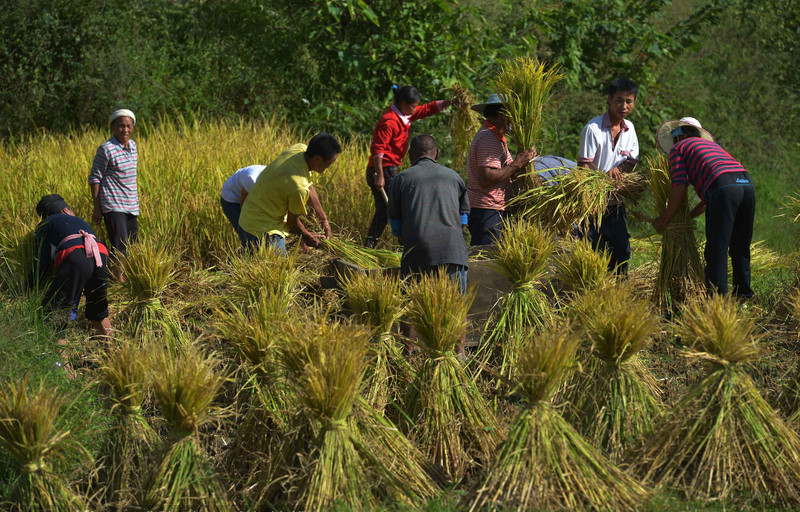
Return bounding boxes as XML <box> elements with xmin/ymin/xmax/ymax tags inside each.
<box><xmin>364</xmin><ymin>85</ymin><xmax>452</xmax><ymax>248</ymax></box>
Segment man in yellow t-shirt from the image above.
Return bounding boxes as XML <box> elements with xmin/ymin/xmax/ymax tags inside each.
<box><xmin>238</xmin><ymin>133</ymin><xmax>341</xmax><ymax>254</ymax></box>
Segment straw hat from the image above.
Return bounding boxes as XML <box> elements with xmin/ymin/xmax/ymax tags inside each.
<box><xmin>656</xmin><ymin>117</ymin><xmax>714</xmax><ymax>153</ymax></box>
<box><xmin>471</xmin><ymin>94</ymin><xmax>506</xmax><ymax>115</ymax></box>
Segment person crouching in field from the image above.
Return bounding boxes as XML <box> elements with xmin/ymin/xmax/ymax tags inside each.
<box><xmin>364</xmin><ymin>85</ymin><xmax>453</xmax><ymax>248</ymax></box>
<box><xmin>29</xmin><ymin>194</ymin><xmax>113</xmax><ymax>339</ymax></box>
<box><xmin>387</xmin><ymin>135</ymin><xmax>470</xmax><ymax>354</ymax></box>
<box><xmin>237</xmin><ymin>133</ymin><xmax>340</xmax><ymax>255</ymax></box>
<box><xmin>89</xmin><ymin>109</ymin><xmax>139</xmax><ymax>280</ymax></box>
<box><xmin>652</xmin><ymin>117</ymin><xmax>755</xmax><ymax>298</ymax></box>
<box><xmin>466</xmin><ymin>94</ymin><xmax>536</xmax><ymax>246</ymax></box>
<box><xmin>220</xmin><ymin>164</ymin><xmax>266</xmax><ymax>246</ymax></box>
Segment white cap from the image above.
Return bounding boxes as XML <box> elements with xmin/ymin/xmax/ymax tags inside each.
<box><xmin>109</xmin><ymin>109</ymin><xmax>136</xmax><ymax>126</ymax></box>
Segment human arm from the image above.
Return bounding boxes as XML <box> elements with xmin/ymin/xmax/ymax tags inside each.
<box><xmin>690</xmin><ymin>201</ymin><xmax>706</xmax><ymax>218</ymax></box>
<box><xmin>652</xmin><ymin>183</ymin><xmax>689</xmax><ymax>233</ymax></box>
<box><xmin>89</xmin><ymin>183</ymin><xmax>102</xmax><ymax>223</ymax></box>
<box><xmin>287</xmin><ymin>212</ymin><xmax>321</xmax><ymax>247</ymax></box>
<box><xmin>477</xmin><ymin>146</ymin><xmax>537</xmax><ymax>189</ymax></box>
<box><xmin>239</xmin><ymin>189</ymin><xmax>249</xmax><ymax>206</ymax></box>
<box><xmin>306</xmin><ymin>185</ymin><xmax>331</xmax><ymax>239</ymax></box>
<box><xmin>409</xmin><ymin>99</ymin><xmax>452</xmax><ymax>121</ymax></box>
<box><xmin>88</xmin><ymin>145</ymin><xmax>107</xmax><ymax>223</ymax></box>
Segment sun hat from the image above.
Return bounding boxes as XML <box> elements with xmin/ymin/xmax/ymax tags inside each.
<box><xmin>109</xmin><ymin>108</ymin><xmax>136</xmax><ymax>126</ymax></box>
<box><xmin>36</xmin><ymin>194</ymin><xmax>70</xmax><ymax>219</ymax></box>
<box><xmin>471</xmin><ymin>94</ymin><xmax>507</xmax><ymax>115</ymax></box>
<box><xmin>656</xmin><ymin>117</ymin><xmax>714</xmax><ymax>153</ymax></box>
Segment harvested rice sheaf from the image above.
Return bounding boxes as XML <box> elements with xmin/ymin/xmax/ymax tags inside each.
<box><xmin>226</xmin><ymin>243</ymin><xmax>306</xmax><ymax>306</ymax></box>
<box><xmin>449</xmin><ymin>84</ymin><xmax>480</xmax><ymax>175</ymax></box>
<box><xmin>322</xmin><ymin>237</ymin><xmax>401</xmax><ymax>269</ymax></box>
<box><xmin>467</xmin><ymin>325</ymin><xmax>649</xmax><ymax>512</ymax></box>
<box><xmin>564</xmin><ymin>280</ymin><xmax>663</xmax><ymax>460</ymax></box>
<box><xmin>629</xmin><ymin>294</ymin><xmax>800</xmax><ymax>504</ymax></box>
<box><xmin>553</xmin><ymin>236</ymin><xmax>613</xmax><ymax>295</ymax></box>
<box><xmin>402</xmin><ymin>271</ymin><xmax>501</xmax><ymax>480</ymax></box>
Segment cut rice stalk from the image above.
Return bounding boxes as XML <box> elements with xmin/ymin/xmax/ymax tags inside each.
<box><xmin>321</xmin><ymin>237</ymin><xmax>401</xmax><ymax>269</ymax></box>
<box><xmin>553</xmin><ymin>236</ymin><xmax>613</xmax><ymax>295</ymax></box>
<box><xmin>449</xmin><ymin>84</ymin><xmax>480</xmax><ymax>176</ymax></box>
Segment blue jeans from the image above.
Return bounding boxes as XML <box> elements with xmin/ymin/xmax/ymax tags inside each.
<box><xmin>220</xmin><ymin>198</ymin><xmax>256</xmax><ymax>248</ymax></box>
<box><xmin>240</xmin><ymin>229</ymin><xmax>287</xmax><ymax>256</ymax></box>
<box><xmin>403</xmin><ymin>263</ymin><xmax>468</xmax><ymax>294</ymax></box>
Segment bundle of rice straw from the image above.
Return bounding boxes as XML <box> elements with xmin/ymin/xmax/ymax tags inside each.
<box><xmin>0</xmin><ymin>219</ymin><xmax>35</xmax><ymax>296</ymax></box>
<box><xmin>227</xmin><ymin>243</ymin><xmax>305</xmax><ymax>306</ymax></box>
<box><xmin>449</xmin><ymin>84</ymin><xmax>480</xmax><ymax>175</ymax></box>
<box><xmin>96</xmin><ymin>338</ymin><xmax>157</xmax><ymax>508</ymax></box>
<box><xmin>553</xmin><ymin>236</ymin><xmax>613</xmax><ymax>295</ymax></box>
<box><xmin>142</xmin><ymin>344</ymin><xmax>230</xmax><ymax>512</ymax></box>
<box><xmin>510</xmin><ymin>167</ymin><xmax>643</xmax><ymax>234</ymax></box>
<box><xmin>629</xmin><ymin>294</ymin><xmax>800</xmax><ymax>504</ymax></box>
<box><xmin>645</xmin><ymin>154</ymin><xmax>704</xmax><ymax>312</ymax></box>
<box><xmin>341</xmin><ymin>271</ymin><xmax>413</xmax><ymax>411</ymax></box>
<box><xmin>564</xmin><ymin>280</ymin><xmax>663</xmax><ymax>460</ymax></box>
<box><xmin>114</xmin><ymin>236</ymin><xmax>179</xmax><ymax>335</ymax></box>
<box><xmin>0</xmin><ymin>377</ymin><xmax>87</xmax><ymax>512</ymax></box>
<box><xmin>401</xmin><ymin>270</ymin><xmax>500</xmax><ymax>480</ymax></box>
<box><xmin>467</xmin><ymin>323</ymin><xmax>649</xmax><ymax>511</ymax></box>
<box><xmin>482</xmin><ymin>218</ymin><xmax>556</xmax><ymax>381</ymax></box>
<box><xmin>321</xmin><ymin>237</ymin><xmax>401</xmax><ymax>269</ymax></box>
<box><xmin>265</xmin><ymin>319</ymin><xmax>439</xmax><ymax>510</ymax></box>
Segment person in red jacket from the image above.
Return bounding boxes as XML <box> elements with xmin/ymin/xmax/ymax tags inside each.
<box><xmin>364</xmin><ymin>85</ymin><xmax>452</xmax><ymax>248</ymax></box>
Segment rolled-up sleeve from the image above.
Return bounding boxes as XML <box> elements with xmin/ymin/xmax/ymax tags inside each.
<box><xmin>88</xmin><ymin>146</ymin><xmax>107</xmax><ymax>184</ymax></box>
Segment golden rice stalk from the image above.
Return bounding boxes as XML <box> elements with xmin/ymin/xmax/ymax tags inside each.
<box><xmin>778</xmin><ymin>288</ymin><xmax>800</xmax><ymax>421</ymax></box>
<box><xmin>321</xmin><ymin>236</ymin><xmax>401</xmax><ymax>269</ymax></box>
<box><xmin>564</xmin><ymin>281</ymin><xmax>663</xmax><ymax>459</ymax></box>
<box><xmin>143</xmin><ymin>344</ymin><xmax>229</xmax><ymax>512</ymax></box>
<box><xmin>628</xmin><ymin>293</ymin><xmax>800</xmax><ymax>504</ymax></box>
<box><xmin>782</xmin><ymin>189</ymin><xmax>800</xmax><ymax>223</ymax></box>
<box><xmin>449</xmin><ymin>84</ymin><xmax>480</xmax><ymax>174</ymax></box>
<box><xmin>553</xmin><ymin>236</ymin><xmax>613</xmax><ymax>295</ymax></box>
<box><xmin>341</xmin><ymin>271</ymin><xmax>412</xmax><ymax>411</ymax></box>
<box><xmin>226</xmin><ymin>243</ymin><xmax>305</xmax><ymax>306</ymax></box>
<box><xmin>0</xmin><ymin>219</ymin><xmax>36</xmax><ymax>296</ymax></box>
<box><xmin>402</xmin><ymin>271</ymin><xmax>500</xmax><ymax>479</ymax></box>
<box><xmin>96</xmin><ymin>338</ymin><xmax>157</xmax><ymax>508</ymax></box>
<box><xmin>467</xmin><ymin>324</ymin><xmax>649</xmax><ymax>512</ymax></box>
<box><xmin>646</xmin><ymin>154</ymin><xmax>704</xmax><ymax>312</ymax></box>
<box><xmin>0</xmin><ymin>377</ymin><xmax>87</xmax><ymax>511</ymax></box>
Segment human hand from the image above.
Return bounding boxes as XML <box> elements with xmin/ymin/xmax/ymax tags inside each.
<box><xmin>91</xmin><ymin>205</ymin><xmax>102</xmax><ymax>224</ymax></box>
<box><xmin>514</xmin><ymin>146</ymin><xmax>537</xmax><ymax>168</ymax></box>
<box><xmin>609</xmin><ymin>166</ymin><xmax>623</xmax><ymax>181</ymax></box>
<box><xmin>302</xmin><ymin>232</ymin><xmax>321</xmax><ymax>248</ymax></box>
<box><xmin>652</xmin><ymin>215</ymin><xmax>668</xmax><ymax>234</ymax></box>
<box><xmin>374</xmin><ymin>171</ymin><xmax>385</xmax><ymax>189</ymax></box>
<box><xmin>322</xmin><ymin>220</ymin><xmax>332</xmax><ymax>239</ymax></box>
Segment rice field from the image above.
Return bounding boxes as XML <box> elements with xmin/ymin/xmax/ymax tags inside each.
<box><xmin>1</xmin><ymin>116</ymin><xmax>800</xmax><ymax>511</ymax></box>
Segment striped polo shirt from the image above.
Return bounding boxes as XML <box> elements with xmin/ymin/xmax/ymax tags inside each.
<box><xmin>669</xmin><ymin>138</ymin><xmax>748</xmax><ymax>200</ymax></box>
<box><xmin>466</xmin><ymin>123</ymin><xmax>513</xmax><ymax>211</ymax></box>
<box><xmin>88</xmin><ymin>136</ymin><xmax>139</xmax><ymax>215</ymax></box>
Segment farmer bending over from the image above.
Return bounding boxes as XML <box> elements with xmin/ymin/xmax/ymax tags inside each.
<box><xmin>387</xmin><ymin>134</ymin><xmax>470</xmax><ymax>354</ymax></box>
<box><xmin>238</xmin><ymin>133</ymin><xmax>340</xmax><ymax>255</ymax></box>
<box><xmin>29</xmin><ymin>194</ymin><xmax>113</xmax><ymax>340</ymax></box>
<box><xmin>652</xmin><ymin>117</ymin><xmax>755</xmax><ymax>298</ymax></box>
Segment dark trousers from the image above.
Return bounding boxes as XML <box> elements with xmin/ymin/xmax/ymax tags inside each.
<box><xmin>220</xmin><ymin>198</ymin><xmax>254</xmax><ymax>248</ymax></box>
<box><xmin>468</xmin><ymin>208</ymin><xmax>508</xmax><ymax>246</ymax></box>
<box><xmin>43</xmin><ymin>250</ymin><xmax>110</xmax><ymax>322</ymax></box>
<box><xmin>704</xmin><ymin>172</ymin><xmax>755</xmax><ymax>297</ymax></box>
<box><xmin>103</xmin><ymin>211</ymin><xmax>138</xmax><ymax>256</ymax></box>
<box><xmin>365</xmin><ymin>165</ymin><xmax>399</xmax><ymax>244</ymax></box>
<box><xmin>586</xmin><ymin>201</ymin><xmax>630</xmax><ymax>275</ymax></box>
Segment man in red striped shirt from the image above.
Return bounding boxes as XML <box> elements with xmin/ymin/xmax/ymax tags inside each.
<box><xmin>652</xmin><ymin>117</ymin><xmax>755</xmax><ymax>297</ymax></box>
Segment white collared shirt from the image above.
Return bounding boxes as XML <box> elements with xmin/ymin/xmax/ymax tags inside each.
<box><xmin>578</xmin><ymin>112</ymin><xmax>639</xmax><ymax>172</ymax></box>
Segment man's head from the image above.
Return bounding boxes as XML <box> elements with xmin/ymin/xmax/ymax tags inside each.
<box><xmin>36</xmin><ymin>194</ymin><xmax>74</xmax><ymax>220</ymax></box>
<box><xmin>408</xmin><ymin>135</ymin><xmax>439</xmax><ymax>163</ymax></box>
<box><xmin>305</xmin><ymin>132</ymin><xmax>342</xmax><ymax>173</ymax></box>
<box><xmin>656</xmin><ymin>117</ymin><xmax>715</xmax><ymax>153</ymax></box>
<box><xmin>109</xmin><ymin>109</ymin><xmax>136</xmax><ymax>146</ymax></box>
<box><xmin>607</xmin><ymin>78</ymin><xmax>638</xmax><ymax>122</ymax></box>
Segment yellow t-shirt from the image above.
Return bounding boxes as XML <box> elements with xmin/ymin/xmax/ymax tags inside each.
<box><xmin>238</xmin><ymin>144</ymin><xmax>312</xmax><ymax>238</ymax></box>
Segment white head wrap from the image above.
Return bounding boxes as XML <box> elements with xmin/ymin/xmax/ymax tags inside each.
<box><xmin>109</xmin><ymin>109</ymin><xmax>136</xmax><ymax>126</ymax></box>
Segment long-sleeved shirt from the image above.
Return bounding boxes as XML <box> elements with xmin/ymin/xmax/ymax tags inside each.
<box><xmin>369</xmin><ymin>101</ymin><xmax>445</xmax><ymax>167</ymax></box>
<box><xmin>28</xmin><ymin>214</ymin><xmax>105</xmax><ymax>288</ymax></box>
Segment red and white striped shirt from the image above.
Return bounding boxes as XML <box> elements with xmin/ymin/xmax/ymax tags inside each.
<box><xmin>466</xmin><ymin>123</ymin><xmax>513</xmax><ymax>210</ymax></box>
<box><xmin>88</xmin><ymin>136</ymin><xmax>139</xmax><ymax>215</ymax></box>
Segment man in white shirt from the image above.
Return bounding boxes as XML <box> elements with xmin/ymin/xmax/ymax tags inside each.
<box><xmin>577</xmin><ymin>78</ymin><xmax>640</xmax><ymax>274</ymax></box>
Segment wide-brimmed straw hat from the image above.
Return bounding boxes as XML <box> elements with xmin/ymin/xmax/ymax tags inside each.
<box><xmin>656</xmin><ymin>117</ymin><xmax>714</xmax><ymax>153</ymax></box>
<box><xmin>471</xmin><ymin>94</ymin><xmax>506</xmax><ymax>115</ymax></box>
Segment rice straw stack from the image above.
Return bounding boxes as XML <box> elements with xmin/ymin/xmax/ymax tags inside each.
<box><xmin>0</xmin><ymin>377</ymin><xmax>87</xmax><ymax>512</ymax></box>
<box><xmin>629</xmin><ymin>294</ymin><xmax>800</xmax><ymax>504</ymax></box>
<box><xmin>564</xmin><ymin>280</ymin><xmax>663</xmax><ymax>460</ymax></box>
<box><xmin>553</xmin><ymin>236</ymin><xmax>613</xmax><ymax>295</ymax></box>
<box><xmin>142</xmin><ymin>344</ymin><xmax>230</xmax><ymax>512</ymax></box>
<box><xmin>777</xmin><ymin>287</ymin><xmax>800</xmax><ymax>424</ymax></box>
<box><xmin>467</xmin><ymin>324</ymin><xmax>649</xmax><ymax>512</ymax></box>
<box><xmin>483</xmin><ymin>218</ymin><xmax>556</xmax><ymax>381</ymax></box>
<box><xmin>96</xmin><ymin>338</ymin><xmax>157</xmax><ymax>508</ymax></box>
<box><xmin>449</xmin><ymin>84</ymin><xmax>480</xmax><ymax>175</ymax></box>
<box><xmin>401</xmin><ymin>270</ymin><xmax>500</xmax><ymax>480</ymax></box>
<box><xmin>321</xmin><ymin>237</ymin><xmax>401</xmax><ymax>269</ymax></box>
<box><xmin>341</xmin><ymin>271</ymin><xmax>412</xmax><ymax>411</ymax></box>
<box><xmin>227</xmin><ymin>243</ymin><xmax>305</xmax><ymax>306</ymax></box>
<box><xmin>646</xmin><ymin>154</ymin><xmax>704</xmax><ymax>312</ymax></box>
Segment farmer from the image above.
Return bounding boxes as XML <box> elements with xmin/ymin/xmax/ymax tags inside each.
<box><xmin>364</xmin><ymin>85</ymin><xmax>453</xmax><ymax>248</ymax></box>
<box><xmin>534</xmin><ymin>155</ymin><xmax>577</xmax><ymax>186</ymax></box>
<box><xmin>466</xmin><ymin>94</ymin><xmax>537</xmax><ymax>245</ymax></box>
<box><xmin>652</xmin><ymin>117</ymin><xmax>755</xmax><ymax>298</ymax></box>
<box><xmin>88</xmin><ymin>108</ymin><xmax>139</xmax><ymax>280</ymax></box>
<box><xmin>238</xmin><ymin>133</ymin><xmax>340</xmax><ymax>254</ymax></box>
<box><xmin>387</xmin><ymin>134</ymin><xmax>470</xmax><ymax>353</ymax></box>
<box><xmin>28</xmin><ymin>194</ymin><xmax>113</xmax><ymax>339</ymax></box>
<box><xmin>578</xmin><ymin>78</ymin><xmax>640</xmax><ymax>274</ymax></box>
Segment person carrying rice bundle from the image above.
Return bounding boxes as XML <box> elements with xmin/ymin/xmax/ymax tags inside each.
<box><xmin>466</xmin><ymin>94</ymin><xmax>537</xmax><ymax>246</ymax></box>
<box><xmin>652</xmin><ymin>117</ymin><xmax>755</xmax><ymax>297</ymax></box>
<box><xmin>578</xmin><ymin>78</ymin><xmax>640</xmax><ymax>274</ymax></box>
<box><xmin>364</xmin><ymin>85</ymin><xmax>452</xmax><ymax>248</ymax></box>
